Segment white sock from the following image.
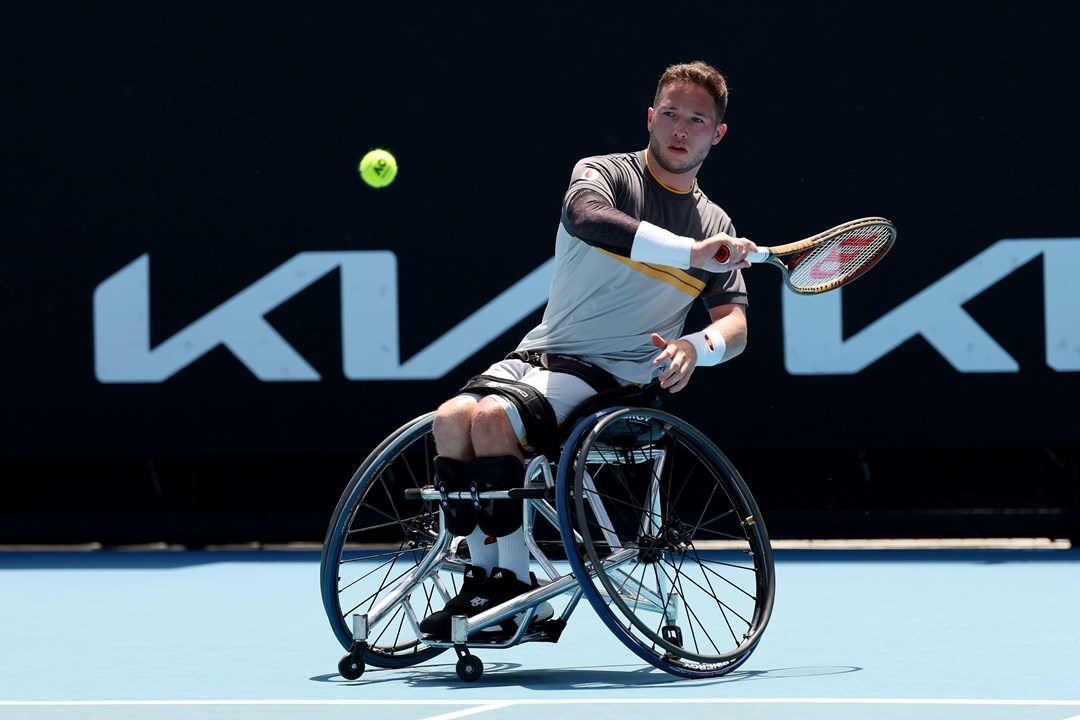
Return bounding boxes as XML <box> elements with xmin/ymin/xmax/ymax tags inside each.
<box><xmin>496</xmin><ymin>528</ymin><xmax>532</xmax><ymax>583</ymax></box>
<box><xmin>465</xmin><ymin>527</ymin><xmax>498</xmax><ymax>572</ymax></box>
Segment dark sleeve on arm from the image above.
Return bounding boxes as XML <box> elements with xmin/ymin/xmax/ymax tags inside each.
<box><xmin>564</xmin><ymin>190</ymin><xmax>640</xmax><ymax>255</ymax></box>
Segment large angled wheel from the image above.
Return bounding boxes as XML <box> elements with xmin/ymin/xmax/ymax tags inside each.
<box><xmin>557</xmin><ymin>407</ymin><xmax>775</xmax><ymax>678</ymax></box>
<box><xmin>320</xmin><ymin>412</ymin><xmax>456</xmax><ymax>668</ymax></box>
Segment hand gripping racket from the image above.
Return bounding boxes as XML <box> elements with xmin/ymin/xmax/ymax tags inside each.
<box><xmin>714</xmin><ymin>216</ymin><xmax>896</xmax><ymax>294</ymax></box>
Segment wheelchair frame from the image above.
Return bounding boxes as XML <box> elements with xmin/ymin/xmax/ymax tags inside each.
<box><xmin>321</xmin><ymin>396</ymin><xmax>775</xmax><ymax>682</ymax></box>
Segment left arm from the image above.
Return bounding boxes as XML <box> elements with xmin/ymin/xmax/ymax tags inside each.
<box><xmin>651</xmin><ymin>303</ymin><xmax>748</xmax><ymax>393</ymax></box>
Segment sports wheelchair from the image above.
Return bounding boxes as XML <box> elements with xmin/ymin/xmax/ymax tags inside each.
<box><xmin>320</xmin><ymin>382</ymin><xmax>775</xmax><ymax>682</ymax></box>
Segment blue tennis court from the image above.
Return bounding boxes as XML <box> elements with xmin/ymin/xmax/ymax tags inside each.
<box><xmin>2</xmin><ymin>543</ymin><xmax>1077</xmax><ymax>719</ymax></box>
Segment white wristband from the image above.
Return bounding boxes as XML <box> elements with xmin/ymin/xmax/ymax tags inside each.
<box><xmin>681</xmin><ymin>329</ymin><xmax>726</xmax><ymax>367</ymax></box>
<box><xmin>631</xmin><ymin>221</ymin><xmax>693</xmax><ymax>269</ymax></box>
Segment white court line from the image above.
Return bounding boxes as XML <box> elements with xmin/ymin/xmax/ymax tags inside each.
<box><xmin>3</xmin><ymin>699</ymin><xmax>1080</xmax><ymax>707</ymax></box>
<box><xmin>418</xmin><ymin>701</ymin><xmax>517</xmax><ymax>720</ymax></box>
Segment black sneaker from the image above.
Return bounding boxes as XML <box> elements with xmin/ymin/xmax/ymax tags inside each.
<box><xmin>419</xmin><ymin>565</ymin><xmax>496</xmax><ymax>636</ymax></box>
<box><xmin>419</xmin><ymin>566</ymin><xmax>553</xmax><ymax>638</ymax></box>
<box><xmin>481</xmin><ymin>567</ymin><xmax>554</xmax><ymax>635</ymax></box>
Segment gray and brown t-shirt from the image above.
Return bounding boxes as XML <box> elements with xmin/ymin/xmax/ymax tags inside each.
<box><xmin>516</xmin><ymin>149</ymin><xmax>747</xmax><ymax>384</ymax></box>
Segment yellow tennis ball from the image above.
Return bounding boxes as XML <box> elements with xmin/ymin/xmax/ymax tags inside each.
<box><xmin>358</xmin><ymin>149</ymin><xmax>397</xmax><ymax>188</ymax></box>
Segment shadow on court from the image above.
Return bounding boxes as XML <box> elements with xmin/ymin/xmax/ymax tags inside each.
<box><xmin>311</xmin><ymin>663</ymin><xmax>863</xmax><ymax>691</ymax></box>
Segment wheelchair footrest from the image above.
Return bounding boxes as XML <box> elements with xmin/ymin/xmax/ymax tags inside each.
<box><xmin>423</xmin><ymin>619</ymin><xmax>567</xmax><ymax>647</ymax></box>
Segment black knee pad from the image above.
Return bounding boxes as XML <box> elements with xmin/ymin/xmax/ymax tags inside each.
<box><xmin>466</xmin><ymin>455</ymin><xmax>525</xmax><ymax>537</ymax></box>
<box><xmin>433</xmin><ymin>456</ymin><xmax>477</xmax><ymax>536</ymax></box>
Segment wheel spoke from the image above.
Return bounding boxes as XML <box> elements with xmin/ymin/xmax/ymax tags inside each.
<box><xmin>564</xmin><ymin>407</ymin><xmax>774</xmax><ymax>678</ymax></box>
<box><xmin>320</xmin><ymin>414</ymin><xmax>449</xmax><ymax>668</ymax></box>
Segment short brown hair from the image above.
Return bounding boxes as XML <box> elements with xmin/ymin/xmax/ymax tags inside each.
<box><xmin>654</xmin><ymin>61</ymin><xmax>729</xmax><ymax>123</ymax></box>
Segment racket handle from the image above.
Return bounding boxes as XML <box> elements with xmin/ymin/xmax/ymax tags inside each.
<box><xmin>715</xmin><ymin>247</ymin><xmax>770</xmax><ymax>263</ymax></box>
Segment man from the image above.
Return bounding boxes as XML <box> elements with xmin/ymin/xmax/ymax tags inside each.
<box><xmin>419</xmin><ymin>60</ymin><xmax>759</xmax><ymax>637</ymax></box>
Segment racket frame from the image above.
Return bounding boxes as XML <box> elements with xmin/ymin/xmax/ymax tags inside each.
<box><xmin>752</xmin><ymin>216</ymin><xmax>895</xmax><ymax>294</ymax></box>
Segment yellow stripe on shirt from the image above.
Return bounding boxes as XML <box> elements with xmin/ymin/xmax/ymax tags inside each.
<box><xmin>596</xmin><ymin>247</ymin><xmax>705</xmax><ymax>297</ymax></box>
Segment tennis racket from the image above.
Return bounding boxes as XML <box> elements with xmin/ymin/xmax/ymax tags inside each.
<box><xmin>714</xmin><ymin>216</ymin><xmax>896</xmax><ymax>294</ymax></box>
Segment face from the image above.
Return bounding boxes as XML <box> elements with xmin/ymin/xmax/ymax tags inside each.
<box><xmin>647</xmin><ymin>81</ymin><xmax>727</xmax><ymax>181</ymax></box>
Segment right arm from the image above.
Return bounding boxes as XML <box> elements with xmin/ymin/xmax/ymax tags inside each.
<box><xmin>566</xmin><ymin>190</ymin><xmax>756</xmax><ymax>271</ymax></box>
<box><xmin>563</xmin><ymin>189</ymin><xmax>639</xmax><ymax>253</ymax></box>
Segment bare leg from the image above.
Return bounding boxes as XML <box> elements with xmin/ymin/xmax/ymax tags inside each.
<box><xmin>465</xmin><ymin>399</ymin><xmax>531</xmax><ymax>580</ymax></box>
<box><xmin>467</xmin><ymin>398</ymin><xmax>524</xmax><ymax>460</ymax></box>
<box><xmin>422</xmin><ymin>395</ymin><xmax>551</xmax><ymax>634</ymax></box>
<box><xmin>433</xmin><ymin>394</ymin><xmax>528</xmax><ymax>460</ymax></box>
<box><xmin>432</xmin><ymin>396</ymin><xmax>512</xmax><ymax>571</ymax></box>
<box><xmin>433</xmin><ymin>394</ymin><xmax>479</xmax><ymax>461</ymax></box>
<box><xmin>435</xmin><ymin>397</ymin><xmax>529</xmax><ymax>579</ymax></box>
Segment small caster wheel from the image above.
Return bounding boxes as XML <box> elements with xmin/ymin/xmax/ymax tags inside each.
<box><xmin>456</xmin><ymin>653</ymin><xmax>483</xmax><ymax>682</ymax></box>
<box><xmin>339</xmin><ymin>652</ymin><xmax>365</xmax><ymax>680</ymax></box>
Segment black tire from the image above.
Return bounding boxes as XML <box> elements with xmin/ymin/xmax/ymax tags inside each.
<box><xmin>320</xmin><ymin>412</ymin><xmax>452</xmax><ymax>668</ymax></box>
<box><xmin>338</xmin><ymin>652</ymin><xmax>365</xmax><ymax>680</ymax></box>
<box><xmin>456</xmin><ymin>654</ymin><xmax>484</xmax><ymax>682</ymax></box>
<box><xmin>557</xmin><ymin>408</ymin><xmax>775</xmax><ymax>678</ymax></box>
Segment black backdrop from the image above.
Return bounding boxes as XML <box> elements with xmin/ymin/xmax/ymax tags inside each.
<box><xmin>3</xmin><ymin>3</ymin><xmax>1078</xmax><ymax>544</ymax></box>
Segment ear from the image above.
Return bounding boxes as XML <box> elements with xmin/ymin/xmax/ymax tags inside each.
<box><xmin>712</xmin><ymin>122</ymin><xmax>728</xmax><ymax>145</ymax></box>
<box><xmin>647</xmin><ymin>106</ymin><xmax>655</xmax><ymax>132</ymax></box>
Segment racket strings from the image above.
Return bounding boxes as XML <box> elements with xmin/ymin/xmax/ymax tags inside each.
<box><xmin>787</xmin><ymin>225</ymin><xmax>892</xmax><ymax>291</ymax></box>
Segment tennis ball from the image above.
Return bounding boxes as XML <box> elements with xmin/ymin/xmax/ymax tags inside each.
<box><xmin>358</xmin><ymin>149</ymin><xmax>397</xmax><ymax>188</ymax></box>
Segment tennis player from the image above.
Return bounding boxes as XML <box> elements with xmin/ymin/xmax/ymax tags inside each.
<box><xmin>420</xmin><ymin>60</ymin><xmax>759</xmax><ymax>637</ymax></box>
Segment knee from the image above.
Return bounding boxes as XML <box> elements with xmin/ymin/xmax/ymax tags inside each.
<box><xmin>435</xmin><ymin>396</ymin><xmax>475</xmax><ymax>427</ymax></box>
<box><xmin>469</xmin><ymin>399</ymin><xmax>520</xmax><ymax>455</ymax></box>
<box><xmin>433</xmin><ymin>396</ymin><xmax>477</xmax><ymax>456</ymax></box>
